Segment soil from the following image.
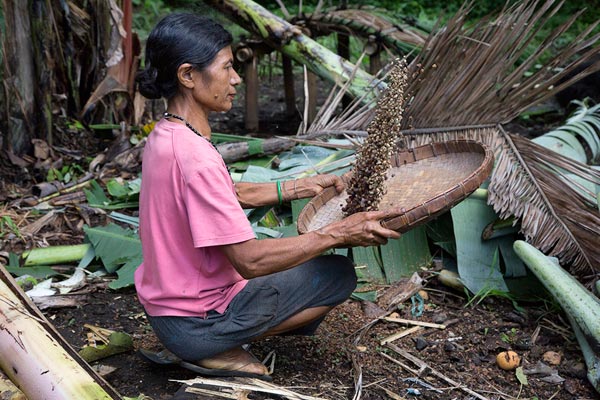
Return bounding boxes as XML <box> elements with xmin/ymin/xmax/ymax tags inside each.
<box><xmin>44</xmin><ymin>277</ymin><xmax>599</xmax><ymax>400</ymax></box>
<box><xmin>1</xmin><ymin>74</ymin><xmax>599</xmax><ymax>400</ymax></box>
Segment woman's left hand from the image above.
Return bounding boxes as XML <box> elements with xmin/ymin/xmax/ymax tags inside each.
<box><xmin>285</xmin><ymin>174</ymin><xmax>344</xmax><ymax>200</ymax></box>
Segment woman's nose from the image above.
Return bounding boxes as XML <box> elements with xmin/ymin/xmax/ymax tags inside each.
<box><xmin>231</xmin><ymin>69</ymin><xmax>242</xmax><ymax>85</ymax></box>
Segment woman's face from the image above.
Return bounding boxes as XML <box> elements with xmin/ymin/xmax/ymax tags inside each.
<box><xmin>193</xmin><ymin>46</ymin><xmax>241</xmax><ymax>113</ymax></box>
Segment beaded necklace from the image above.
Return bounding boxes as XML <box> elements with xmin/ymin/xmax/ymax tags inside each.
<box><xmin>163</xmin><ymin>112</ymin><xmax>216</xmax><ymax>149</ymax></box>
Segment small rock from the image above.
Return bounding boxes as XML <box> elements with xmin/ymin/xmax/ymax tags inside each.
<box><xmin>432</xmin><ymin>312</ymin><xmax>448</xmax><ymax>324</ymax></box>
<box><xmin>356</xmin><ymin>345</ymin><xmax>367</xmax><ymax>352</ymax></box>
<box><xmin>505</xmin><ymin>311</ymin><xmax>526</xmax><ymax>325</ymax></box>
<box><xmin>514</xmin><ymin>337</ymin><xmax>532</xmax><ymax>351</ymax></box>
<box><xmin>523</xmin><ymin>360</ymin><xmax>554</xmax><ymax>376</ymax></box>
<box><xmin>542</xmin><ymin>351</ymin><xmax>561</xmax><ymax>366</ymax></box>
<box><xmin>414</xmin><ymin>336</ymin><xmax>429</xmax><ymax>351</ymax></box>
<box><xmin>540</xmin><ymin>372</ymin><xmax>565</xmax><ymax>384</ymax></box>
<box><xmin>444</xmin><ymin>342</ymin><xmax>457</xmax><ymax>352</ymax></box>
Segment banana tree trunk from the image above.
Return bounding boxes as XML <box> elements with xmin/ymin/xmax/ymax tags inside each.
<box><xmin>204</xmin><ymin>0</ymin><xmax>384</xmax><ymax>103</ymax></box>
<box><xmin>0</xmin><ymin>265</ymin><xmax>120</xmax><ymax>399</ymax></box>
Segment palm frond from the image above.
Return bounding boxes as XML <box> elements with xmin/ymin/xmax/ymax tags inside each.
<box><xmin>489</xmin><ymin>129</ymin><xmax>600</xmax><ymax>283</ymax></box>
<box><xmin>400</xmin><ymin>0</ymin><xmax>600</xmax><ymax>127</ymax></box>
<box><xmin>305</xmin><ymin>0</ymin><xmax>600</xmax><ymax>284</ymax></box>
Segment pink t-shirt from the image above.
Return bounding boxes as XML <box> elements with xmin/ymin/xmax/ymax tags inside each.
<box><xmin>134</xmin><ymin>119</ymin><xmax>255</xmax><ymax>317</ymax></box>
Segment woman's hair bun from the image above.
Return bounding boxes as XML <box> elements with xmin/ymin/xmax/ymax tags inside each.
<box><xmin>136</xmin><ymin>65</ymin><xmax>162</xmax><ymax>99</ymax></box>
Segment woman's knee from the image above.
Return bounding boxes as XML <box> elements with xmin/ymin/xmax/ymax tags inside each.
<box><xmin>319</xmin><ymin>254</ymin><xmax>357</xmax><ymax>300</ymax></box>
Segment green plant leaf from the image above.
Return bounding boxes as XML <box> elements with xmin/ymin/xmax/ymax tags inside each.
<box><xmin>106</xmin><ymin>180</ymin><xmax>130</xmax><ymax>198</ymax></box>
<box><xmin>352</xmin><ymin>246</ymin><xmax>384</xmax><ymax>283</ymax></box>
<box><xmin>451</xmin><ymin>197</ymin><xmax>509</xmax><ymax>294</ymax></box>
<box><xmin>380</xmin><ymin>225</ymin><xmax>431</xmax><ymax>283</ymax></box>
<box><xmin>425</xmin><ymin>212</ymin><xmax>456</xmax><ymax>257</ymax></box>
<box><xmin>351</xmin><ymin>290</ymin><xmax>378</xmax><ymax>302</ymax></box>
<box><xmin>83</xmin><ymin>224</ymin><xmax>142</xmax><ymax>289</ymax></box>
<box><xmin>515</xmin><ymin>365</ymin><xmax>528</xmax><ymax>385</ymax></box>
<box><xmin>4</xmin><ymin>266</ymin><xmax>59</xmax><ymax>279</ymax></box>
<box><xmin>84</xmin><ymin>180</ymin><xmax>111</xmax><ymax>207</ymax></box>
<box><xmin>106</xmin><ymin>178</ymin><xmax>141</xmax><ymax>200</ymax></box>
<box><xmin>109</xmin><ymin>212</ymin><xmax>140</xmax><ymax>227</ymax></box>
<box><xmin>84</xmin><ymin>180</ymin><xmax>140</xmax><ymax>210</ymax></box>
<box><xmin>532</xmin><ymin>136</ymin><xmax>587</xmax><ymax>164</ymax></box>
<box><xmin>253</xmin><ymin>225</ymin><xmax>284</xmax><ymax>239</ymax></box>
<box><xmin>8</xmin><ymin>252</ymin><xmax>20</xmax><ymax>267</ymax></box>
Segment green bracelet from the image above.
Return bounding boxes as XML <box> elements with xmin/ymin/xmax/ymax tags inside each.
<box><xmin>276</xmin><ymin>180</ymin><xmax>283</xmax><ymax>205</ymax></box>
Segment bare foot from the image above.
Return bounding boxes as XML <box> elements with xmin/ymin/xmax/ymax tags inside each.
<box><xmin>196</xmin><ymin>347</ymin><xmax>268</xmax><ymax>375</ymax></box>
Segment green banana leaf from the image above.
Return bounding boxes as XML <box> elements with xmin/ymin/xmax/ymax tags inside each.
<box><xmin>380</xmin><ymin>225</ymin><xmax>432</xmax><ymax>283</ymax></box>
<box><xmin>451</xmin><ymin>197</ymin><xmax>510</xmax><ymax>294</ymax></box>
<box><xmin>83</xmin><ymin>224</ymin><xmax>142</xmax><ymax>289</ymax></box>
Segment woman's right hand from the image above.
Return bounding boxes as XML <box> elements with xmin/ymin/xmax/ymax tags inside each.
<box><xmin>318</xmin><ymin>208</ymin><xmax>405</xmax><ymax>248</ymax></box>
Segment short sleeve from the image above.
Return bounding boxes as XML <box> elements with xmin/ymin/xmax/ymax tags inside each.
<box><xmin>185</xmin><ymin>164</ymin><xmax>255</xmax><ymax>247</ymax></box>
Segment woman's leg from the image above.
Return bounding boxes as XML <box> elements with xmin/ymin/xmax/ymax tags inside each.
<box><xmin>259</xmin><ymin>305</ymin><xmax>332</xmax><ymax>337</ymax></box>
<box><xmin>146</xmin><ymin>255</ymin><xmax>356</xmax><ymax>374</ymax></box>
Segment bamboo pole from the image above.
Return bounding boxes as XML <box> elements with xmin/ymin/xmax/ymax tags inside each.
<box><xmin>204</xmin><ymin>0</ymin><xmax>384</xmax><ymax>103</ymax></box>
<box><xmin>217</xmin><ymin>138</ymin><xmax>295</xmax><ymax>163</ymax></box>
<box><xmin>0</xmin><ymin>265</ymin><xmax>120</xmax><ymax>399</ymax></box>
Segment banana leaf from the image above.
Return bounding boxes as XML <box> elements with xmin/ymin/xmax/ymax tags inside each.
<box><xmin>451</xmin><ymin>197</ymin><xmax>510</xmax><ymax>294</ymax></box>
<box><xmin>351</xmin><ymin>246</ymin><xmax>384</xmax><ymax>282</ymax></box>
<box><xmin>83</xmin><ymin>224</ymin><xmax>142</xmax><ymax>289</ymax></box>
<box><xmin>380</xmin><ymin>225</ymin><xmax>431</xmax><ymax>284</ymax></box>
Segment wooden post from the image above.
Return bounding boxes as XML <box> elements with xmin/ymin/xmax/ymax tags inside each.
<box><xmin>282</xmin><ymin>54</ymin><xmax>296</xmax><ymax>117</ymax></box>
<box><xmin>337</xmin><ymin>32</ymin><xmax>352</xmax><ymax>109</ymax></box>
<box><xmin>366</xmin><ymin>35</ymin><xmax>382</xmax><ymax>76</ymax></box>
<box><xmin>369</xmin><ymin>50</ymin><xmax>382</xmax><ymax>76</ymax></box>
<box><xmin>236</xmin><ymin>46</ymin><xmax>259</xmax><ymax>131</ymax></box>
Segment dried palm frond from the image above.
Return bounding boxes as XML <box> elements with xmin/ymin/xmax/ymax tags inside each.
<box><xmin>400</xmin><ymin>0</ymin><xmax>600</xmax><ymax>128</ymax></box>
<box><xmin>305</xmin><ymin>0</ymin><xmax>600</xmax><ymax>284</ymax></box>
<box><xmin>490</xmin><ymin>129</ymin><xmax>600</xmax><ymax>281</ymax></box>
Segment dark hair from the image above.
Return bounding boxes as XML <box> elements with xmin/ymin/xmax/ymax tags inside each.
<box><xmin>136</xmin><ymin>13</ymin><xmax>233</xmax><ymax>99</ymax></box>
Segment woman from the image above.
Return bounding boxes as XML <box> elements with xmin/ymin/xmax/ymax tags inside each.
<box><xmin>134</xmin><ymin>13</ymin><xmax>402</xmax><ymax>380</ymax></box>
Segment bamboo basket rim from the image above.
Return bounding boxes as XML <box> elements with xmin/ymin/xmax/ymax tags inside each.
<box><xmin>297</xmin><ymin>139</ymin><xmax>494</xmax><ymax>234</ymax></box>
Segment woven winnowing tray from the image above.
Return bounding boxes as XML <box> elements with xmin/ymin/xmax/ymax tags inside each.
<box><xmin>297</xmin><ymin>140</ymin><xmax>494</xmax><ymax>234</ymax></box>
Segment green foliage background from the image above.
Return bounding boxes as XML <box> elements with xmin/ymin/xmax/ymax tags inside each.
<box><xmin>132</xmin><ymin>0</ymin><xmax>599</xmax><ymax>64</ymax></box>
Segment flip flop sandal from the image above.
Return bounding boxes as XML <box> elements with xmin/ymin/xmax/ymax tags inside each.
<box><xmin>138</xmin><ymin>348</ymin><xmax>182</xmax><ymax>365</ymax></box>
<box><xmin>178</xmin><ymin>360</ymin><xmax>273</xmax><ymax>381</ymax></box>
<box><xmin>138</xmin><ymin>348</ymin><xmax>273</xmax><ymax>382</ymax></box>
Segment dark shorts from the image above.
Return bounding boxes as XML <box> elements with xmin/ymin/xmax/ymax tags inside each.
<box><xmin>145</xmin><ymin>254</ymin><xmax>357</xmax><ymax>361</ymax></box>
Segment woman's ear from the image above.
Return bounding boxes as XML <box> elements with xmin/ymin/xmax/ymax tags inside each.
<box><xmin>177</xmin><ymin>63</ymin><xmax>195</xmax><ymax>89</ymax></box>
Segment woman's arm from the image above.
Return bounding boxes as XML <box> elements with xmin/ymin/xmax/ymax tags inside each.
<box><xmin>235</xmin><ymin>174</ymin><xmax>344</xmax><ymax>208</ymax></box>
<box><xmin>219</xmin><ymin>208</ymin><xmax>403</xmax><ymax>279</ymax></box>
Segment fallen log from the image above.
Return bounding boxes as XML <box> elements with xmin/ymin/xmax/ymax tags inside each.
<box><xmin>0</xmin><ymin>264</ymin><xmax>120</xmax><ymax>399</ymax></box>
<box><xmin>217</xmin><ymin>137</ymin><xmax>295</xmax><ymax>163</ymax></box>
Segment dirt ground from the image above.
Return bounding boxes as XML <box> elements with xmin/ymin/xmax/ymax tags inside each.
<box><xmin>1</xmin><ymin>74</ymin><xmax>599</xmax><ymax>400</ymax></box>
<box><xmin>39</xmin><ymin>271</ymin><xmax>596</xmax><ymax>400</ymax></box>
